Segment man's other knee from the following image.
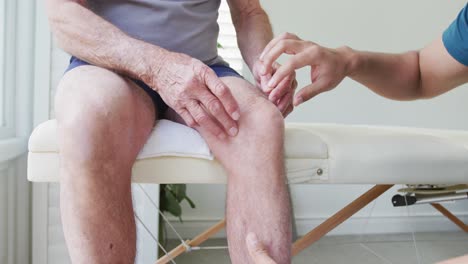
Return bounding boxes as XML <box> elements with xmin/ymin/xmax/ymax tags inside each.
<box><xmin>55</xmin><ymin>66</ymin><xmax>144</xmax><ymax>167</ymax></box>
<box><xmin>55</xmin><ymin>66</ymin><xmax>137</xmax><ymax>128</ymax></box>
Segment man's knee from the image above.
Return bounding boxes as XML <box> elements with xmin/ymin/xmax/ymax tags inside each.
<box><xmin>239</xmin><ymin>98</ymin><xmax>284</xmax><ymax>144</ymax></box>
<box><xmin>246</xmin><ymin>99</ymin><xmax>285</xmax><ymax>139</ymax></box>
<box><xmin>55</xmin><ymin>66</ymin><xmax>136</xmax><ymax>126</ymax></box>
<box><xmin>55</xmin><ymin>67</ymin><xmax>140</xmax><ymax>166</ymax></box>
<box><xmin>219</xmin><ymin>77</ymin><xmax>285</xmax><ymax>138</ymax></box>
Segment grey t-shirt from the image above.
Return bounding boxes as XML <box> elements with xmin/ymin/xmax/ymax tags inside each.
<box><xmin>89</xmin><ymin>0</ymin><xmax>226</xmax><ymax>65</ymax></box>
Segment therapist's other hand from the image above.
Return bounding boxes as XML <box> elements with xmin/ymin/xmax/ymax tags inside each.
<box><xmin>246</xmin><ymin>233</ymin><xmax>277</xmax><ymax>264</ymax></box>
<box><xmin>260</xmin><ymin>32</ymin><xmax>353</xmax><ymax>106</ymax></box>
<box><xmin>253</xmin><ymin>59</ymin><xmax>297</xmax><ymax>117</ymax></box>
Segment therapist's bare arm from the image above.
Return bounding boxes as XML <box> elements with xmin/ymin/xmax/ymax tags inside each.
<box><xmin>261</xmin><ymin>33</ymin><xmax>468</xmax><ymax>105</ymax></box>
<box><xmin>228</xmin><ymin>0</ymin><xmax>297</xmax><ymax>116</ymax></box>
<box><xmin>348</xmin><ymin>37</ymin><xmax>468</xmax><ymax>99</ymax></box>
<box><xmin>46</xmin><ymin>0</ymin><xmax>240</xmax><ymax>138</ymax></box>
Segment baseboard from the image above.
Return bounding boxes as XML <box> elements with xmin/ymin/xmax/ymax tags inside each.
<box><xmin>165</xmin><ymin>213</ymin><xmax>468</xmax><ymax>239</ymax></box>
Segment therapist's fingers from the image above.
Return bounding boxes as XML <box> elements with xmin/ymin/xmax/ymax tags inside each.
<box><xmin>259</xmin><ymin>61</ymin><xmax>279</xmax><ymax>93</ymax></box>
<box><xmin>284</xmin><ymin>104</ymin><xmax>294</xmax><ymax>117</ymax></box>
<box><xmin>267</xmin><ymin>52</ymin><xmax>313</xmax><ymax>89</ymax></box>
<box><xmin>294</xmin><ymin>78</ymin><xmax>332</xmax><ymax>106</ymax></box>
<box><xmin>277</xmin><ymin>90</ymin><xmax>293</xmax><ymax>115</ymax></box>
<box><xmin>437</xmin><ymin>255</ymin><xmax>468</xmax><ymax>264</ymax></box>
<box><xmin>268</xmin><ymin>69</ymin><xmax>295</xmax><ymax>101</ymax></box>
<box><xmin>261</xmin><ymin>39</ymin><xmax>308</xmax><ymax>76</ymax></box>
<box><xmin>246</xmin><ymin>233</ymin><xmax>277</xmax><ymax>264</ymax></box>
<box><xmin>261</xmin><ymin>32</ymin><xmax>301</xmax><ymax>61</ymax></box>
<box><xmin>260</xmin><ymin>33</ymin><xmax>302</xmax><ymax>74</ymax></box>
<box><xmin>261</xmin><ymin>40</ymin><xmax>305</xmax><ymax>75</ymax></box>
<box><xmin>270</xmin><ymin>78</ymin><xmax>296</xmax><ymax>114</ymax></box>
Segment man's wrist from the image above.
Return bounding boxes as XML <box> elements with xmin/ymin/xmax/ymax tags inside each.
<box><xmin>240</xmin><ymin>52</ymin><xmax>260</xmax><ymax>75</ymax></box>
<box><xmin>250</xmin><ymin>55</ymin><xmax>263</xmax><ymax>76</ymax></box>
<box><xmin>123</xmin><ymin>40</ymin><xmax>169</xmax><ymax>87</ymax></box>
<box><xmin>234</xmin><ymin>9</ymin><xmax>272</xmax><ymax>74</ymax></box>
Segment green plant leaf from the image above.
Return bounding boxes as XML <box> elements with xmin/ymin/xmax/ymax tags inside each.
<box><xmin>217</xmin><ymin>42</ymin><xmax>223</xmax><ymax>48</ymax></box>
<box><xmin>159</xmin><ymin>184</ymin><xmax>168</xmax><ymax>212</ymax></box>
<box><xmin>160</xmin><ymin>184</ymin><xmax>196</xmax><ymax>223</ymax></box>
<box><xmin>185</xmin><ymin>196</ymin><xmax>196</xmax><ymax>209</ymax></box>
<box><xmin>164</xmin><ymin>190</ymin><xmax>182</xmax><ymax>217</ymax></box>
<box><xmin>172</xmin><ymin>184</ymin><xmax>187</xmax><ymax>202</ymax></box>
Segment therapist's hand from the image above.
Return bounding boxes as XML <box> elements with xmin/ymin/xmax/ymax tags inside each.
<box><xmin>260</xmin><ymin>32</ymin><xmax>354</xmax><ymax>106</ymax></box>
<box><xmin>437</xmin><ymin>255</ymin><xmax>468</xmax><ymax>264</ymax></box>
<box><xmin>246</xmin><ymin>233</ymin><xmax>278</xmax><ymax>264</ymax></box>
<box><xmin>253</xmin><ymin>59</ymin><xmax>297</xmax><ymax>117</ymax></box>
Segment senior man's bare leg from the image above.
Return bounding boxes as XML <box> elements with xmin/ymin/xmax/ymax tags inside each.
<box><xmin>55</xmin><ymin>66</ymin><xmax>157</xmax><ymax>263</ymax></box>
<box><xmin>170</xmin><ymin>76</ymin><xmax>292</xmax><ymax>264</ymax></box>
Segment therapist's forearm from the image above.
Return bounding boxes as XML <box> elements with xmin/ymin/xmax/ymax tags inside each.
<box><xmin>232</xmin><ymin>8</ymin><xmax>273</xmax><ymax>71</ymax></box>
<box><xmin>345</xmin><ymin>48</ymin><xmax>423</xmax><ymax>100</ymax></box>
<box><xmin>46</xmin><ymin>1</ymin><xmax>169</xmax><ymax>82</ymax></box>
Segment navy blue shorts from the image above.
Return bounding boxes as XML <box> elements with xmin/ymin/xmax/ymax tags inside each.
<box><xmin>65</xmin><ymin>56</ymin><xmax>242</xmax><ymax>115</ymax></box>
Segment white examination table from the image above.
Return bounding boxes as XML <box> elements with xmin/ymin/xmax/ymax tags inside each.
<box><xmin>27</xmin><ymin>120</ymin><xmax>468</xmax><ymax>263</ymax></box>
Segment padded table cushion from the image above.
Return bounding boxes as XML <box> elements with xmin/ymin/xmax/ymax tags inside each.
<box><xmin>28</xmin><ymin>120</ymin><xmax>468</xmax><ymax>184</ymax></box>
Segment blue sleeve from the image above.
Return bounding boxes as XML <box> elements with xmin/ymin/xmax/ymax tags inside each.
<box><xmin>443</xmin><ymin>4</ymin><xmax>468</xmax><ymax>66</ymax></box>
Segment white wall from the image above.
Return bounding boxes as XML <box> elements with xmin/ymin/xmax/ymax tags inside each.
<box><xmin>173</xmin><ymin>0</ymin><xmax>468</xmax><ymax>238</ymax></box>
<box><xmin>265</xmin><ymin>0</ymin><xmax>468</xmax><ymax>129</ymax></box>
<box><xmin>0</xmin><ymin>0</ymin><xmax>35</xmax><ymax>263</ymax></box>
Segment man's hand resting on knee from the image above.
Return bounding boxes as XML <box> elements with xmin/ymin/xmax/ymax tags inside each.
<box><xmin>246</xmin><ymin>233</ymin><xmax>278</xmax><ymax>264</ymax></box>
<box><xmin>150</xmin><ymin>52</ymin><xmax>240</xmax><ymax>139</ymax></box>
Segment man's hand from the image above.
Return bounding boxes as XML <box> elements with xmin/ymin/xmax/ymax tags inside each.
<box><xmin>246</xmin><ymin>233</ymin><xmax>277</xmax><ymax>264</ymax></box>
<box><xmin>260</xmin><ymin>32</ymin><xmax>353</xmax><ymax>106</ymax></box>
<box><xmin>151</xmin><ymin>52</ymin><xmax>240</xmax><ymax>139</ymax></box>
<box><xmin>253</xmin><ymin>59</ymin><xmax>297</xmax><ymax>117</ymax></box>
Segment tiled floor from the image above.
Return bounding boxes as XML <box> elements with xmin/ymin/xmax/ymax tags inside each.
<box><xmin>165</xmin><ymin>232</ymin><xmax>468</xmax><ymax>263</ymax></box>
